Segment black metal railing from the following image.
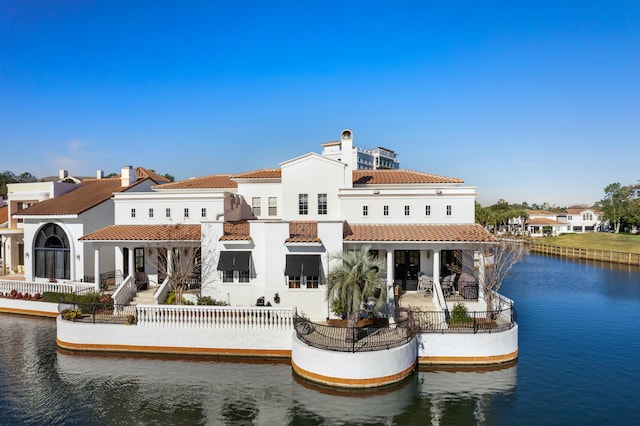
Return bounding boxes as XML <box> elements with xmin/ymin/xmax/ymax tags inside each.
<box><xmin>408</xmin><ymin>305</ymin><xmax>515</xmax><ymax>334</ymax></box>
<box><xmin>293</xmin><ymin>314</ymin><xmax>414</xmax><ymax>353</ymax></box>
<box><xmin>58</xmin><ymin>302</ymin><xmax>136</xmax><ymax>325</ymax></box>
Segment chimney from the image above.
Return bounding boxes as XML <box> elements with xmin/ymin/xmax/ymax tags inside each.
<box><xmin>340</xmin><ymin>129</ymin><xmax>354</xmax><ymax>188</ymax></box>
<box><xmin>120</xmin><ymin>166</ymin><xmax>136</xmax><ymax>187</ymax></box>
<box><xmin>96</xmin><ymin>170</ymin><xmax>104</xmax><ymax>179</ymax></box>
<box><xmin>59</xmin><ymin>169</ymin><xmax>68</xmax><ymax>180</ymax></box>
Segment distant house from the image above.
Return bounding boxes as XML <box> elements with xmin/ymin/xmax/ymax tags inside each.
<box><xmin>524</xmin><ymin>208</ymin><xmax>605</xmax><ymax>237</ymax></box>
<box><xmin>557</xmin><ymin>208</ymin><xmax>605</xmax><ymax>233</ymax></box>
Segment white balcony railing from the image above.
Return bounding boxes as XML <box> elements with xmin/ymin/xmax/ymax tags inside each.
<box><xmin>135</xmin><ymin>304</ymin><xmax>294</xmax><ymax>329</ymax></box>
<box><xmin>0</xmin><ymin>280</ymin><xmax>95</xmax><ymax>296</ymax></box>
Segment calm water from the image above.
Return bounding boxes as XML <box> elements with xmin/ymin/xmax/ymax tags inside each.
<box><xmin>1</xmin><ymin>254</ymin><xmax>639</xmax><ymax>425</ymax></box>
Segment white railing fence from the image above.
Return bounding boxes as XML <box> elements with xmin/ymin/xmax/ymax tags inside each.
<box><xmin>0</xmin><ymin>280</ymin><xmax>95</xmax><ymax>296</ymax></box>
<box><xmin>112</xmin><ymin>275</ymin><xmax>136</xmax><ymax>313</ymax></box>
<box><xmin>136</xmin><ymin>305</ymin><xmax>295</xmax><ymax>329</ymax></box>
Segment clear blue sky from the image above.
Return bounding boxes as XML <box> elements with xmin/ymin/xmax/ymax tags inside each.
<box><xmin>1</xmin><ymin>1</ymin><xmax>638</xmax><ymax>207</ymax></box>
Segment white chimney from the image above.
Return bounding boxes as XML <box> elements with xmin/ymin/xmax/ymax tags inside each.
<box><xmin>96</xmin><ymin>170</ymin><xmax>104</xmax><ymax>179</ymax></box>
<box><xmin>340</xmin><ymin>129</ymin><xmax>354</xmax><ymax>188</ymax></box>
<box><xmin>59</xmin><ymin>169</ymin><xmax>68</xmax><ymax>180</ymax></box>
<box><xmin>120</xmin><ymin>166</ymin><xmax>136</xmax><ymax>187</ymax></box>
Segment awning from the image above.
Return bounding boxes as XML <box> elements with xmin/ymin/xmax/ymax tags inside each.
<box><xmin>285</xmin><ymin>254</ymin><xmax>321</xmax><ymax>276</ymax></box>
<box><xmin>217</xmin><ymin>251</ymin><xmax>251</xmax><ymax>271</ymax></box>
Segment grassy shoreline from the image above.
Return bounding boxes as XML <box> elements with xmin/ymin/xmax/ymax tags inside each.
<box><xmin>531</xmin><ymin>233</ymin><xmax>640</xmax><ymax>254</ymax></box>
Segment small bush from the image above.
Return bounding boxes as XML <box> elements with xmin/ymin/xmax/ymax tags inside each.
<box><xmin>61</xmin><ymin>308</ymin><xmax>83</xmax><ymax>321</ymax></box>
<box><xmin>197</xmin><ymin>296</ymin><xmax>228</xmax><ymax>306</ymax></box>
<box><xmin>449</xmin><ymin>303</ymin><xmax>472</xmax><ymax>325</ymax></box>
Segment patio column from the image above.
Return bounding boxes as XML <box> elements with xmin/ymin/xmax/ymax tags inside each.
<box><xmin>433</xmin><ymin>250</ymin><xmax>441</xmax><ymax>285</ymax></box>
<box><xmin>94</xmin><ymin>247</ymin><xmax>100</xmax><ymax>291</ymax></box>
<box><xmin>128</xmin><ymin>247</ymin><xmax>135</xmax><ymax>279</ymax></box>
<box><xmin>115</xmin><ymin>246</ymin><xmax>123</xmax><ymax>275</ymax></box>
<box><xmin>386</xmin><ymin>249</ymin><xmax>395</xmax><ymax>322</ymax></box>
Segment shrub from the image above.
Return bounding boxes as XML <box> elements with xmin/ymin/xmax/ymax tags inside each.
<box><xmin>449</xmin><ymin>303</ymin><xmax>472</xmax><ymax>325</ymax></box>
<box><xmin>165</xmin><ymin>290</ymin><xmax>192</xmax><ymax>305</ymax></box>
<box><xmin>197</xmin><ymin>296</ymin><xmax>228</xmax><ymax>306</ymax></box>
<box><xmin>61</xmin><ymin>308</ymin><xmax>83</xmax><ymax>321</ymax></box>
<box><xmin>331</xmin><ymin>298</ymin><xmax>347</xmax><ymax>318</ymax></box>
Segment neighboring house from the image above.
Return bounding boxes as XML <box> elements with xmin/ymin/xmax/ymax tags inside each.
<box><xmin>0</xmin><ymin>177</ymin><xmax>79</xmax><ymax>275</ymax></box>
<box><xmin>524</xmin><ymin>208</ymin><xmax>605</xmax><ymax>237</ymax></box>
<box><xmin>525</xmin><ymin>209</ymin><xmax>565</xmax><ymax>236</ymax></box>
<box><xmin>557</xmin><ymin>208</ymin><xmax>604</xmax><ymax>233</ymax></box>
<box><xmin>75</xmin><ymin>130</ymin><xmax>493</xmax><ymax>320</ymax></box>
<box><xmin>14</xmin><ymin>166</ymin><xmax>169</xmax><ymax>282</ymax></box>
<box><xmin>0</xmin><ymin>204</ymin><xmax>7</xmax><ymax>273</ymax></box>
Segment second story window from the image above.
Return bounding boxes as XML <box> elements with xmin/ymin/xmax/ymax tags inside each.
<box><xmin>166</xmin><ymin>208</ymin><xmax>171</xmax><ymax>218</ymax></box>
<box><xmin>201</xmin><ymin>208</ymin><xmax>207</xmax><ymax>218</ymax></box>
<box><xmin>268</xmin><ymin>197</ymin><xmax>277</xmax><ymax>216</ymax></box>
<box><xmin>131</xmin><ymin>208</ymin><xmax>136</xmax><ymax>218</ymax></box>
<box><xmin>425</xmin><ymin>205</ymin><xmax>431</xmax><ymax>216</ymax></box>
<box><xmin>252</xmin><ymin>197</ymin><xmax>261</xmax><ymax>216</ymax></box>
<box><xmin>446</xmin><ymin>205</ymin><xmax>452</xmax><ymax>216</ymax></box>
<box><xmin>404</xmin><ymin>205</ymin><xmax>410</xmax><ymax>216</ymax></box>
<box><xmin>184</xmin><ymin>208</ymin><xmax>189</xmax><ymax>218</ymax></box>
<box><xmin>299</xmin><ymin>194</ymin><xmax>308</xmax><ymax>215</ymax></box>
<box><xmin>318</xmin><ymin>193</ymin><xmax>327</xmax><ymax>215</ymax></box>
<box><xmin>363</xmin><ymin>205</ymin><xmax>368</xmax><ymax>216</ymax></box>
<box><xmin>149</xmin><ymin>208</ymin><xmax>154</xmax><ymax>218</ymax></box>
<box><xmin>383</xmin><ymin>205</ymin><xmax>389</xmax><ymax>216</ymax></box>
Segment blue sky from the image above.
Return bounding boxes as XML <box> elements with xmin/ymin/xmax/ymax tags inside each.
<box><xmin>1</xmin><ymin>1</ymin><xmax>638</xmax><ymax>207</ymax></box>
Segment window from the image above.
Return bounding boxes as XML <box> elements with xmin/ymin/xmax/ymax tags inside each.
<box><xmin>285</xmin><ymin>255</ymin><xmax>321</xmax><ymax>289</ymax></box>
<box><xmin>268</xmin><ymin>197</ymin><xmax>277</xmax><ymax>216</ymax></box>
<box><xmin>583</xmin><ymin>212</ymin><xmax>593</xmax><ymax>221</ymax></box>
<box><xmin>34</xmin><ymin>223</ymin><xmax>70</xmax><ymax>280</ymax></box>
<box><xmin>148</xmin><ymin>208</ymin><xmax>154</xmax><ymax>218</ymax></box>
<box><xmin>299</xmin><ymin>194</ymin><xmax>308</xmax><ymax>215</ymax></box>
<box><xmin>404</xmin><ymin>205</ymin><xmax>410</xmax><ymax>216</ymax></box>
<box><xmin>446</xmin><ymin>205</ymin><xmax>452</xmax><ymax>216</ymax></box>
<box><xmin>383</xmin><ymin>205</ymin><xmax>389</xmax><ymax>216</ymax></box>
<box><xmin>184</xmin><ymin>208</ymin><xmax>189</xmax><ymax>218</ymax></box>
<box><xmin>131</xmin><ymin>208</ymin><xmax>136</xmax><ymax>218</ymax></box>
<box><xmin>252</xmin><ymin>197</ymin><xmax>261</xmax><ymax>216</ymax></box>
<box><xmin>425</xmin><ymin>205</ymin><xmax>431</xmax><ymax>216</ymax></box>
<box><xmin>568</xmin><ymin>215</ymin><xmax>573</xmax><ymax>221</ymax></box>
<box><xmin>318</xmin><ymin>193</ymin><xmax>327</xmax><ymax>215</ymax></box>
<box><xmin>201</xmin><ymin>208</ymin><xmax>207</xmax><ymax>218</ymax></box>
<box><xmin>363</xmin><ymin>205</ymin><xmax>368</xmax><ymax>216</ymax></box>
<box><xmin>217</xmin><ymin>251</ymin><xmax>251</xmax><ymax>284</ymax></box>
<box><xmin>166</xmin><ymin>208</ymin><xmax>171</xmax><ymax>218</ymax></box>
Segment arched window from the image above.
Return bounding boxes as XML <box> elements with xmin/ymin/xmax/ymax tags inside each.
<box><xmin>34</xmin><ymin>223</ymin><xmax>70</xmax><ymax>280</ymax></box>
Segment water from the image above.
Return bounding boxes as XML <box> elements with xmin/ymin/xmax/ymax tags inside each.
<box><xmin>1</xmin><ymin>254</ymin><xmax>639</xmax><ymax>425</ymax></box>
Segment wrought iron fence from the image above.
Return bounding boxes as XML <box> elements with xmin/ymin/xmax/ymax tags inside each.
<box><xmin>408</xmin><ymin>305</ymin><xmax>515</xmax><ymax>334</ymax></box>
<box><xmin>293</xmin><ymin>314</ymin><xmax>414</xmax><ymax>353</ymax></box>
<box><xmin>58</xmin><ymin>302</ymin><xmax>136</xmax><ymax>325</ymax></box>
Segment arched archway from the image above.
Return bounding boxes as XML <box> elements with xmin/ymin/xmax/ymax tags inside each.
<box><xmin>34</xmin><ymin>223</ymin><xmax>70</xmax><ymax>280</ymax></box>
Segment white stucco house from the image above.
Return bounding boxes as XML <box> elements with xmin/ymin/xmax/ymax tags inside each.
<box><xmin>15</xmin><ymin>130</ymin><xmax>495</xmax><ymax>320</ymax></box>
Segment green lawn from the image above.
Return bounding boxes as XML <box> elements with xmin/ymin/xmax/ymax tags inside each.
<box><xmin>537</xmin><ymin>233</ymin><xmax>640</xmax><ymax>254</ymax></box>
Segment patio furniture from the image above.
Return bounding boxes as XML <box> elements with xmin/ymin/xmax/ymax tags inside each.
<box><xmin>441</xmin><ymin>274</ymin><xmax>456</xmax><ymax>297</ymax></box>
<box><xmin>417</xmin><ymin>274</ymin><xmax>433</xmax><ymax>295</ymax></box>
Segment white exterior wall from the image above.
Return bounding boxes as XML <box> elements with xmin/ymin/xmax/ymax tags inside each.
<box><xmin>113</xmin><ymin>192</ymin><xmax>227</xmax><ymax>225</ymax></box>
<box><xmin>234</xmin><ymin>181</ymin><xmax>282</xmax><ymax>219</ymax></box>
<box><xmin>281</xmin><ymin>154</ymin><xmax>346</xmax><ymax>221</ymax></box>
<box><xmin>340</xmin><ymin>188</ymin><xmax>476</xmax><ymax>224</ymax></box>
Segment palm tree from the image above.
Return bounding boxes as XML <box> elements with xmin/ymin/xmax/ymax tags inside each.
<box><xmin>326</xmin><ymin>246</ymin><xmax>387</xmax><ymax>328</ymax></box>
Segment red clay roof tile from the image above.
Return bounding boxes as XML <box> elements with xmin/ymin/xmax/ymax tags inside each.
<box><xmin>80</xmin><ymin>224</ymin><xmax>201</xmax><ymax>241</ymax></box>
<box><xmin>352</xmin><ymin>170</ymin><xmax>463</xmax><ymax>185</ymax></box>
<box><xmin>343</xmin><ymin>223</ymin><xmax>497</xmax><ymax>242</ymax></box>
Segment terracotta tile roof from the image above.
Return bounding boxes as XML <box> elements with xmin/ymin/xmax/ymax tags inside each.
<box><xmin>137</xmin><ymin>167</ymin><xmax>171</xmax><ymax>183</ymax></box>
<box><xmin>219</xmin><ymin>221</ymin><xmax>252</xmax><ymax>241</ymax></box>
<box><xmin>352</xmin><ymin>170</ymin><xmax>463</xmax><ymax>185</ymax></box>
<box><xmin>343</xmin><ymin>223</ymin><xmax>498</xmax><ymax>242</ymax></box>
<box><xmin>80</xmin><ymin>224</ymin><xmax>201</xmax><ymax>241</ymax></box>
<box><xmin>232</xmin><ymin>169</ymin><xmax>281</xmax><ymax>179</ymax></box>
<box><xmin>286</xmin><ymin>221</ymin><xmax>322</xmax><ymax>243</ymax></box>
<box><xmin>525</xmin><ymin>209</ymin><xmax>556</xmax><ymax>215</ymax></box>
<box><xmin>155</xmin><ymin>174</ymin><xmax>237</xmax><ymax>190</ymax></box>
<box><xmin>526</xmin><ymin>218</ymin><xmax>563</xmax><ymax>226</ymax></box>
<box><xmin>0</xmin><ymin>205</ymin><xmax>8</xmax><ymax>224</ymax></box>
<box><xmin>15</xmin><ymin>179</ymin><xmax>124</xmax><ymax>216</ymax></box>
